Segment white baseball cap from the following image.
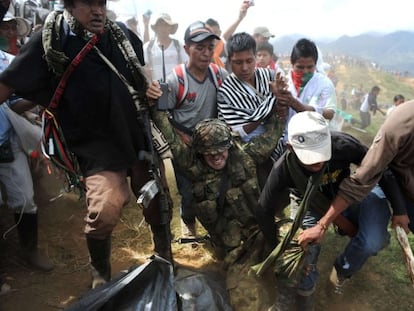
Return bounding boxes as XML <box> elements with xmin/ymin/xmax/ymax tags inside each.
<box><xmin>288</xmin><ymin>111</ymin><xmax>331</xmax><ymax>165</ymax></box>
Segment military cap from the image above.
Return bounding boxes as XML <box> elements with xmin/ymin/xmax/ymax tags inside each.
<box><xmin>193</xmin><ymin>119</ymin><xmax>233</xmax><ymax>155</ymax></box>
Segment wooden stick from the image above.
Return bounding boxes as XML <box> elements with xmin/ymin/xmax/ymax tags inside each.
<box><xmin>395</xmin><ymin>226</ymin><xmax>414</xmax><ymax>288</ymax></box>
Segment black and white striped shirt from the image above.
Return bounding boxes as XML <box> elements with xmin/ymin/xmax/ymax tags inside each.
<box><xmin>217</xmin><ymin>68</ymin><xmax>276</xmax><ymax>128</ymax></box>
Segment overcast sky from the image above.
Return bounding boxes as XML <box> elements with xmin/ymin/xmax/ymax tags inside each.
<box><xmin>108</xmin><ymin>0</ymin><xmax>414</xmax><ymax>41</ymax></box>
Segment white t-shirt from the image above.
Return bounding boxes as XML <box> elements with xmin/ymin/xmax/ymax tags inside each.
<box><xmin>360</xmin><ymin>94</ymin><xmax>369</xmax><ymax>112</ymax></box>
<box><xmin>143</xmin><ymin>38</ymin><xmax>188</xmax><ymax>81</ymax></box>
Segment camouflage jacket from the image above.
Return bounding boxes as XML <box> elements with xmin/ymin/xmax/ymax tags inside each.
<box><xmin>152</xmin><ymin>110</ymin><xmax>283</xmax><ymax>253</ymax></box>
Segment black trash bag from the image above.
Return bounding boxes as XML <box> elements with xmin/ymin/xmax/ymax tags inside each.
<box><xmin>174</xmin><ymin>267</ymin><xmax>233</xmax><ymax>311</ymax></box>
<box><xmin>65</xmin><ymin>256</ymin><xmax>177</xmax><ymax>311</ymax></box>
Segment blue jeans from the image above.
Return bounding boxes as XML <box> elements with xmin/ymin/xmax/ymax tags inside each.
<box><xmin>176</xmin><ymin>170</ymin><xmax>195</xmax><ymax>225</ymax></box>
<box><xmin>298</xmin><ymin>185</ymin><xmax>391</xmax><ymax>293</ymax></box>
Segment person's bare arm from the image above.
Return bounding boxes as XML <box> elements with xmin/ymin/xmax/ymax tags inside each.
<box><xmin>10</xmin><ymin>99</ymin><xmax>36</xmax><ymax>114</ymax></box>
<box><xmin>0</xmin><ymin>82</ymin><xmax>36</xmax><ymax>113</ymax></box>
<box><xmin>142</xmin><ymin>14</ymin><xmax>151</xmax><ymax>44</ymax></box>
<box><xmin>222</xmin><ymin>1</ymin><xmax>250</xmax><ymax>41</ymax></box>
<box><xmin>242</xmin><ymin>120</ymin><xmax>262</xmax><ymax>134</ymax></box>
<box><xmin>298</xmin><ymin>194</ymin><xmax>350</xmax><ymax>248</ymax></box>
<box><xmin>279</xmin><ymin>91</ymin><xmax>315</xmax><ymax>113</ymax></box>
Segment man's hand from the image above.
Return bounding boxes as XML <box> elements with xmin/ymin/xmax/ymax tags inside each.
<box><xmin>269</xmin><ymin>73</ymin><xmax>288</xmax><ymax>94</ymax></box>
<box><xmin>392</xmin><ymin>214</ymin><xmax>411</xmax><ymax>234</ymax></box>
<box><xmin>142</xmin><ymin>13</ymin><xmax>151</xmax><ymax>27</ymax></box>
<box><xmin>10</xmin><ymin>99</ymin><xmax>36</xmax><ymax>114</ymax></box>
<box><xmin>239</xmin><ymin>1</ymin><xmax>251</xmax><ymax>20</ymax></box>
<box><xmin>298</xmin><ymin>223</ymin><xmax>327</xmax><ymax>249</ymax></box>
<box><xmin>273</xmin><ymin>89</ymin><xmax>294</xmax><ymax>106</ymax></box>
<box><xmin>146</xmin><ymin>80</ymin><xmax>164</xmax><ymax>105</ymax></box>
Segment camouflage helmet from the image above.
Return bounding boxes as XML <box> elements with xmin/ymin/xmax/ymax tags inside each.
<box><xmin>193</xmin><ymin>119</ymin><xmax>233</xmax><ymax>155</ymax></box>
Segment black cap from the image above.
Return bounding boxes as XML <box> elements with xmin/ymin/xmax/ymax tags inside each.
<box><xmin>184</xmin><ymin>21</ymin><xmax>220</xmax><ymax>44</ymax></box>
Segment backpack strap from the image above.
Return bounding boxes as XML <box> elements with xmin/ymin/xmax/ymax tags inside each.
<box><xmin>172</xmin><ymin>38</ymin><xmax>183</xmax><ymax>65</ymax></box>
<box><xmin>173</xmin><ymin>63</ymin><xmax>188</xmax><ymax>109</ymax></box>
<box><xmin>208</xmin><ymin>62</ymin><xmax>223</xmax><ymax>88</ymax></box>
<box><xmin>174</xmin><ymin>63</ymin><xmax>223</xmax><ymax>109</ymax></box>
<box><xmin>146</xmin><ymin>38</ymin><xmax>155</xmax><ymax>75</ymax></box>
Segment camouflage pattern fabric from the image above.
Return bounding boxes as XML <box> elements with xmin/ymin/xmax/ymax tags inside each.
<box><xmin>151</xmin><ymin>110</ymin><xmax>284</xmax><ymax>310</ymax></box>
<box><xmin>192</xmin><ymin>119</ymin><xmax>233</xmax><ymax>155</ymax></box>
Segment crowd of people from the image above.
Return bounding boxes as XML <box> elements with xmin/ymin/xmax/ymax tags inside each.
<box><xmin>0</xmin><ymin>0</ymin><xmax>413</xmax><ymax>310</ymax></box>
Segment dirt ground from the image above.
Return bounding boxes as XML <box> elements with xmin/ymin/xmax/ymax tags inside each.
<box><xmin>1</xmin><ymin>163</ymin><xmax>414</xmax><ymax>311</ymax></box>
<box><xmin>0</xmin><ymin>164</ymin><xmax>228</xmax><ymax>311</ymax></box>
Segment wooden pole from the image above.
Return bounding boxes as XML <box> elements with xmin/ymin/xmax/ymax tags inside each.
<box><xmin>395</xmin><ymin>226</ymin><xmax>414</xmax><ymax>288</ymax></box>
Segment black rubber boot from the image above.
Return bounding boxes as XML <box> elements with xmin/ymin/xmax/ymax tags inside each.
<box><xmin>86</xmin><ymin>237</ymin><xmax>111</xmax><ymax>289</ymax></box>
<box><xmin>14</xmin><ymin>213</ymin><xmax>54</xmax><ymax>272</ymax></box>
<box><xmin>151</xmin><ymin>224</ymin><xmax>173</xmax><ymax>263</ymax></box>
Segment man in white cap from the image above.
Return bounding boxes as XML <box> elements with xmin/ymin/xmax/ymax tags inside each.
<box><xmin>256</xmin><ymin>111</ymin><xmax>403</xmax><ymax>310</ymax></box>
<box><xmin>143</xmin><ymin>13</ymin><xmax>187</xmax><ymax>82</ymax></box>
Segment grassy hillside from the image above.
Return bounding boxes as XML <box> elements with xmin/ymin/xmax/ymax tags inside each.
<box><xmin>335</xmin><ymin>64</ymin><xmax>414</xmax><ymax>105</ymax></box>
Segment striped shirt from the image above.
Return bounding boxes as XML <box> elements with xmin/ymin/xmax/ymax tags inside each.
<box><xmin>217</xmin><ymin>68</ymin><xmax>276</xmax><ymax>131</ymax></box>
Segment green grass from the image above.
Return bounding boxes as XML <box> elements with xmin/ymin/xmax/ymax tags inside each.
<box><xmin>336</xmin><ymin>66</ymin><xmax>414</xmax><ymax>105</ymax></box>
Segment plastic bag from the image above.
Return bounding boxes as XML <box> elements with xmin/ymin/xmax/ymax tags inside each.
<box><xmin>65</xmin><ymin>257</ymin><xmax>177</xmax><ymax>311</ymax></box>
<box><xmin>175</xmin><ymin>267</ymin><xmax>233</xmax><ymax>311</ymax></box>
<box><xmin>3</xmin><ymin>104</ymin><xmax>42</xmax><ymax>156</ymax></box>
<box><xmin>65</xmin><ymin>257</ymin><xmax>233</xmax><ymax>311</ymax></box>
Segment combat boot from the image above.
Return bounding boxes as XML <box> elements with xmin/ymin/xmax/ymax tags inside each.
<box><xmin>14</xmin><ymin>213</ymin><xmax>54</xmax><ymax>272</ymax></box>
<box><xmin>86</xmin><ymin>237</ymin><xmax>111</xmax><ymax>289</ymax></box>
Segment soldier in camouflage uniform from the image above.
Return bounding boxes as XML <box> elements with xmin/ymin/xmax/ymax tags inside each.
<box><xmin>152</xmin><ymin>108</ymin><xmax>284</xmax><ymax>310</ymax></box>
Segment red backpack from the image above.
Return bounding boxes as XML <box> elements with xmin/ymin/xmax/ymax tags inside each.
<box><xmin>173</xmin><ymin>63</ymin><xmax>223</xmax><ymax>108</ymax></box>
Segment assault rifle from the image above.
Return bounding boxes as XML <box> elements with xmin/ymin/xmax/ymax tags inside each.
<box><xmin>134</xmin><ymin>92</ymin><xmax>173</xmax><ymax>262</ymax></box>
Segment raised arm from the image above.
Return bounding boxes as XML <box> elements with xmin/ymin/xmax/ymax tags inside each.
<box><xmin>222</xmin><ymin>1</ymin><xmax>251</xmax><ymax>41</ymax></box>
